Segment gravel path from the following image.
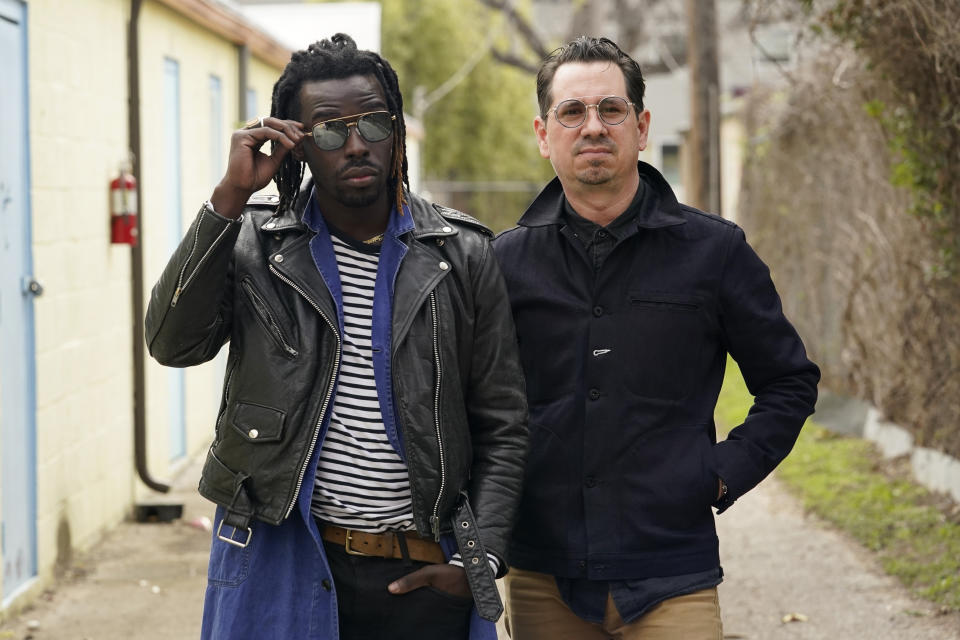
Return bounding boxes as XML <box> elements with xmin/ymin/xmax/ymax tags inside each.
<box><xmin>717</xmin><ymin>476</ymin><xmax>960</xmax><ymax>639</ymax></box>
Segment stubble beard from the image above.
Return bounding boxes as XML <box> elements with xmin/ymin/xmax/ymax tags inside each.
<box><xmin>576</xmin><ymin>161</ymin><xmax>613</xmax><ymax>186</ymax></box>
<box><xmin>335</xmin><ymin>185</ymin><xmax>382</xmax><ymax>208</ymax></box>
<box><xmin>331</xmin><ymin>173</ymin><xmax>389</xmax><ymax>209</ymax></box>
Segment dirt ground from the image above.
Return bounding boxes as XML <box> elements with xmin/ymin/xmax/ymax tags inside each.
<box><xmin>1</xmin><ymin>455</ymin><xmax>958</xmax><ymax>639</ymax></box>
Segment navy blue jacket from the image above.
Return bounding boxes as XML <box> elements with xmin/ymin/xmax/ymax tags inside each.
<box><xmin>492</xmin><ymin>162</ymin><xmax>819</xmax><ymax>581</ymax></box>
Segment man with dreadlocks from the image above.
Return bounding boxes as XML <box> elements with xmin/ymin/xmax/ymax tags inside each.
<box><xmin>145</xmin><ymin>34</ymin><xmax>527</xmax><ymax>640</ymax></box>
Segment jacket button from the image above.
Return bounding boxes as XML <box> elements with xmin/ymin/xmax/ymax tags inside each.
<box><xmin>471</xmin><ymin>557</ymin><xmax>480</xmax><ymax>565</ymax></box>
<box><xmin>321</xmin><ymin>579</ymin><xmax>332</xmax><ymax>591</ymax></box>
<box><xmin>248</xmin><ymin>429</ymin><xmax>259</xmax><ymax>439</ymax></box>
<box><xmin>442</xmin><ymin>226</ymin><xmax>453</xmax><ymax>233</ymax></box>
<box><xmin>274</xmin><ymin>254</ymin><xmax>284</xmax><ymax>263</ymax></box>
<box><xmin>439</xmin><ymin>261</ymin><xmax>449</xmax><ymax>271</ymax></box>
<box><xmin>264</xmin><ymin>222</ymin><xmax>276</xmax><ymax>230</ymax></box>
<box><xmin>593</xmin><ymin>306</ymin><xmax>603</xmax><ymax>317</ymax></box>
<box><xmin>588</xmin><ymin>388</ymin><xmax>601</xmax><ymax>400</ymax></box>
<box><xmin>461</xmin><ymin>521</ymin><xmax>470</xmax><ymax>528</ymax></box>
<box><xmin>467</xmin><ymin>540</ymin><xmax>475</xmax><ymax>548</ymax></box>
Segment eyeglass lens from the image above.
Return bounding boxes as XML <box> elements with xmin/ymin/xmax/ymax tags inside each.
<box><xmin>312</xmin><ymin>112</ymin><xmax>394</xmax><ymax>151</ymax></box>
<box><xmin>554</xmin><ymin>97</ymin><xmax>631</xmax><ymax>128</ymax></box>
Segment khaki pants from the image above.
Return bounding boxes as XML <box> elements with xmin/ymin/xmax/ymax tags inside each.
<box><xmin>503</xmin><ymin>567</ymin><xmax>722</xmax><ymax>640</ymax></box>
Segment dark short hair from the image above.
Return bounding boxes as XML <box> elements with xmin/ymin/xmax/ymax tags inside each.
<box><xmin>536</xmin><ymin>36</ymin><xmax>645</xmax><ymax>119</ymax></box>
<box><xmin>270</xmin><ymin>33</ymin><xmax>408</xmax><ymax>214</ymax></box>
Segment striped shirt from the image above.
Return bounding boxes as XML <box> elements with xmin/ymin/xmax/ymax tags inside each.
<box><xmin>309</xmin><ymin>228</ymin><xmax>499</xmax><ymax>575</ymax></box>
<box><xmin>311</xmin><ymin>233</ymin><xmax>415</xmax><ymax>533</ymax></box>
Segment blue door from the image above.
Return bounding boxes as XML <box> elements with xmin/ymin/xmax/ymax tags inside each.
<box><xmin>0</xmin><ymin>0</ymin><xmax>38</xmax><ymax>604</ymax></box>
<box><xmin>164</xmin><ymin>58</ymin><xmax>186</xmax><ymax>460</ymax></box>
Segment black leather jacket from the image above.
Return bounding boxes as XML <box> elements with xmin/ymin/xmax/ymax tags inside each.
<box><xmin>145</xmin><ymin>188</ymin><xmax>527</xmax><ymax>618</ymax></box>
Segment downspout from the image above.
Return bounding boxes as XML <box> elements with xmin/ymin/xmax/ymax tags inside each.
<box><xmin>129</xmin><ymin>0</ymin><xmax>170</xmax><ymax>493</ymax></box>
<box><xmin>238</xmin><ymin>43</ymin><xmax>250</xmax><ymax>123</ymax></box>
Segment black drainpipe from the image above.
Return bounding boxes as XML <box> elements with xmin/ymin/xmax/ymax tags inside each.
<box><xmin>129</xmin><ymin>0</ymin><xmax>169</xmax><ymax>493</ymax></box>
<box><xmin>238</xmin><ymin>43</ymin><xmax>250</xmax><ymax>123</ymax></box>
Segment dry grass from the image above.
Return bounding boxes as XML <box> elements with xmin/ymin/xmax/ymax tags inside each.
<box><xmin>738</xmin><ymin>0</ymin><xmax>960</xmax><ymax>458</ymax></box>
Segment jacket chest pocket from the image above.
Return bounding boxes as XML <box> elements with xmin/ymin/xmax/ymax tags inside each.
<box><xmin>624</xmin><ymin>291</ymin><xmax>706</xmax><ymax>400</ymax></box>
<box><xmin>240</xmin><ymin>277</ymin><xmax>299</xmax><ymax>358</ymax></box>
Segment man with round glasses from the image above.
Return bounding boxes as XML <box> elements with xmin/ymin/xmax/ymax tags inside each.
<box><xmin>146</xmin><ymin>33</ymin><xmax>527</xmax><ymax>640</ymax></box>
<box><xmin>493</xmin><ymin>36</ymin><xmax>819</xmax><ymax>638</ymax></box>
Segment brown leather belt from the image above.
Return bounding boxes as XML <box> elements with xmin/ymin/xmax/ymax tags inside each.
<box><xmin>321</xmin><ymin>525</ymin><xmax>445</xmax><ymax>564</ymax></box>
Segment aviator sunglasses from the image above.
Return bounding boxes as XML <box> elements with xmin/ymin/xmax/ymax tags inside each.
<box><xmin>306</xmin><ymin>110</ymin><xmax>396</xmax><ymax>151</ymax></box>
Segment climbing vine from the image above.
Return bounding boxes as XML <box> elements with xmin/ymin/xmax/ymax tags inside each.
<box><xmin>818</xmin><ymin>0</ymin><xmax>960</xmax><ymax>276</ymax></box>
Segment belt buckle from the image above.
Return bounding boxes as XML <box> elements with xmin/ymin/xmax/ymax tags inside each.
<box><xmin>344</xmin><ymin>529</ymin><xmax>375</xmax><ymax>556</ymax></box>
<box><xmin>217</xmin><ymin>520</ymin><xmax>253</xmax><ymax>549</ymax></box>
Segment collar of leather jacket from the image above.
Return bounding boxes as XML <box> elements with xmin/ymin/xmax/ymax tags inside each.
<box><xmin>254</xmin><ymin>182</ymin><xmax>493</xmax><ymax>240</ymax></box>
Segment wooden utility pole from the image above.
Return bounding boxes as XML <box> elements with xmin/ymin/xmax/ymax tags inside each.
<box><xmin>686</xmin><ymin>0</ymin><xmax>721</xmax><ymax>215</ymax></box>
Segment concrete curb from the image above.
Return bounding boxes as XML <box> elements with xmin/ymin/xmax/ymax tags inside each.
<box><xmin>816</xmin><ymin>390</ymin><xmax>960</xmax><ymax>504</ymax></box>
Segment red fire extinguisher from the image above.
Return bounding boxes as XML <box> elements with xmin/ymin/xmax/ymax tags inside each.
<box><xmin>110</xmin><ymin>164</ymin><xmax>138</xmax><ymax>246</ymax></box>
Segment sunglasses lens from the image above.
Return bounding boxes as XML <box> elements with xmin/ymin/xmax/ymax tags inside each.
<box><xmin>311</xmin><ymin>112</ymin><xmax>394</xmax><ymax>150</ymax></box>
<box><xmin>357</xmin><ymin>112</ymin><xmax>393</xmax><ymax>142</ymax></box>
<box><xmin>313</xmin><ymin>122</ymin><xmax>348</xmax><ymax>150</ymax></box>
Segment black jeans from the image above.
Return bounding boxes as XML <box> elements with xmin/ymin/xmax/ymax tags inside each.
<box><xmin>323</xmin><ymin>540</ymin><xmax>473</xmax><ymax>640</ymax></box>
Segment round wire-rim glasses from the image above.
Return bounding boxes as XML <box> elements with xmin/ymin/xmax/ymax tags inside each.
<box><xmin>307</xmin><ymin>110</ymin><xmax>396</xmax><ymax>151</ymax></box>
<box><xmin>548</xmin><ymin>96</ymin><xmax>637</xmax><ymax>128</ymax></box>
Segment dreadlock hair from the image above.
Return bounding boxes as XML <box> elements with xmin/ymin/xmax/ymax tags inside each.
<box><xmin>536</xmin><ymin>36</ymin><xmax>645</xmax><ymax>121</ymax></box>
<box><xmin>270</xmin><ymin>33</ymin><xmax>409</xmax><ymax>215</ymax></box>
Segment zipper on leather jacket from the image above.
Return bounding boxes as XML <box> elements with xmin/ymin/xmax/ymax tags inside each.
<box><xmin>172</xmin><ymin>218</ymin><xmax>234</xmax><ymax>307</ymax></box>
<box><xmin>428</xmin><ymin>291</ymin><xmax>446</xmax><ymax>541</ymax></box>
<box><xmin>269</xmin><ymin>265</ymin><xmax>342</xmax><ymax>520</ymax></box>
<box><xmin>240</xmin><ymin>279</ymin><xmax>299</xmax><ymax>357</ymax></box>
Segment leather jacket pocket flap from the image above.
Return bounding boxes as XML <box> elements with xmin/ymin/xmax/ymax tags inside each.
<box><xmin>229</xmin><ymin>402</ymin><xmax>286</xmax><ymax>443</ymax></box>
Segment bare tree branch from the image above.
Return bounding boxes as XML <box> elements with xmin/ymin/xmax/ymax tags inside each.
<box><xmin>490</xmin><ymin>47</ymin><xmax>541</xmax><ymax>74</ymax></box>
<box><xmin>569</xmin><ymin>1</ymin><xmax>603</xmax><ymax>38</ymax></box>
<box><xmin>476</xmin><ymin>0</ymin><xmax>550</xmax><ymax>59</ymax></box>
<box><xmin>640</xmin><ymin>58</ymin><xmax>677</xmax><ymax>76</ymax></box>
<box><xmin>613</xmin><ymin>0</ymin><xmax>646</xmax><ymax>52</ymax></box>
<box><xmin>479</xmin><ymin>0</ymin><xmax>678</xmax><ymax>76</ymax></box>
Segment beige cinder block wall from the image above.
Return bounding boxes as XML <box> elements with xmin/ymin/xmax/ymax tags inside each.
<box><xmin>2</xmin><ymin>0</ymin><xmax>286</xmax><ymax>614</ymax></box>
<box><xmin>27</xmin><ymin>0</ymin><xmax>138</xmax><ymax>605</ymax></box>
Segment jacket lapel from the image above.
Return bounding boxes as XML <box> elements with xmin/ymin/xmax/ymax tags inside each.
<box><xmin>268</xmin><ymin>234</ymin><xmax>339</xmax><ymax>328</ymax></box>
<box><xmin>391</xmin><ymin>239</ymin><xmax>450</xmax><ymax>354</ymax></box>
<box><xmin>391</xmin><ymin>197</ymin><xmax>458</xmax><ymax>353</ymax></box>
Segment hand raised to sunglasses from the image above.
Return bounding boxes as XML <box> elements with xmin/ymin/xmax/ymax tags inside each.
<box><xmin>210</xmin><ymin>116</ymin><xmax>306</xmax><ymax>220</ymax></box>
